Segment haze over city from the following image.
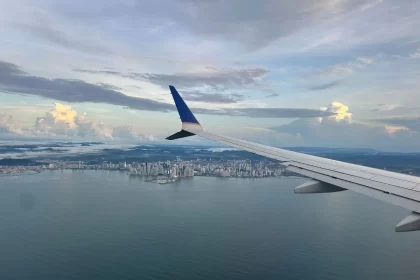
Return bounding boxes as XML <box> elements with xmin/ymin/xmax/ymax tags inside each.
<box><xmin>0</xmin><ymin>0</ymin><xmax>419</xmax><ymax>151</ymax></box>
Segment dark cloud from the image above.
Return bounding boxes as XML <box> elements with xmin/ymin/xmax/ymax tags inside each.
<box><xmin>0</xmin><ymin>61</ymin><xmax>174</xmax><ymax>112</ymax></box>
<box><xmin>1</xmin><ymin>61</ymin><xmax>333</xmax><ymax>118</ymax></box>
<box><xmin>265</xmin><ymin>93</ymin><xmax>280</xmax><ymax>98</ymax></box>
<box><xmin>307</xmin><ymin>81</ymin><xmax>341</xmax><ymax>91</ymax></box>
<box><xmin>0</xmin><ymin>61</ymin><xmax>26</xmax><ymax>75</ymax></box>
<box><xmin>74</xmin><ymin>67</ymin><xmax>269</xmax><ymax>89</ymax></box>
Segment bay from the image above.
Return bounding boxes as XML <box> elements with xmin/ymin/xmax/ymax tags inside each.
<box><xmin>0</xmin><ymin>170</ymin><xmax>419</xmax><ymax>280</ymax></box>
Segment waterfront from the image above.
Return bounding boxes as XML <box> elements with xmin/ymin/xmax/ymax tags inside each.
<box><xmin>1</xmin><ymin>170</ymin><xmax>420</xmax><ymax>279</ymax></box>
<box><xmin>0</xmin><ymin>159</ymin><xmax>286</xmax><ymax>179</ymax></box>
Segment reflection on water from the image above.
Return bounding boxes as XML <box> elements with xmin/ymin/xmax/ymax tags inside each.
<box><xmin>0</xmin><ymin>170</ymin><xmax>420</xmax><ymax>280</ymax></box>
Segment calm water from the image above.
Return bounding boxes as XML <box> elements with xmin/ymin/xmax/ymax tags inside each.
<box><xmin>1</xmin><ymin>170</ymin><xmax>420</xmax><ymax>280</ymax></box>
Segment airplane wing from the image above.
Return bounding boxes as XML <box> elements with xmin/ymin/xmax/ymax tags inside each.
<box><xmin>166</xmin><ymin>85</ymin><xmax>420</xmax><ymax>232</ymax></box>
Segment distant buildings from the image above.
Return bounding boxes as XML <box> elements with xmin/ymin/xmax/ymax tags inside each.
<box><xmin>126</xmin><ymin>159</ymin><xmax>283</xmax><ymax>179</ymax></box>
<box><xmin>0</xmin><ymin>158</ymin><xmax>286</xmax><ymax>179</ymax></box>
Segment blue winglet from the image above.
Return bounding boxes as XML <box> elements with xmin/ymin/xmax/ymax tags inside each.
<box><xmin>169</xmin><ymin>85</ymin><xmax>200</xmax><ymax>124</ymax></box>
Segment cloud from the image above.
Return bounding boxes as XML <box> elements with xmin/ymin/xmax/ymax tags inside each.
<box><xmin>307</xmin><ymin>81</ymin><xmax>341</xmax><ymax>91</ymax></box>
<box><xmin>140</xmin><ymin>67</ymin><xmax>268</xmax><ymax>89</ymax></box>
<box><xmin>14</xmin><ymin>0</ymin><xmax>373</xmax><ymax>51</ymax></box>
<box><xmin>0</xmin><ymin>113</ymin><xmax>22</xmax><ymax>135</ymax></box>
<box><xmin>36</xmin><ymin>103</ymin><xmax>78</xmax><ymax>129</ymax></box>
<box><xmin>271</xmin><ymin>102</ymin><xmax>420</xmax><ymax>151</ymax></box>
<box><xmin>112</xmin><ymin>125</ymin><xmax>157</xmax><ymax>141</ymax></box>
<box><xmin>0</xmin><ymin>61</ymin><xmax>331</xmax><ymax>119</ymax></box>
<box><xmin>182</xmin><ymin>91</ymin><xmax>245</xmax><ymax>104</ymax></box>
<box><xmin>0</xmin><ymin>61</ymin><xmax>174</xmax><ymax>112</ymax></box>
<box><xmin>370</xmin><ymin>104</ymin><xmax>401</xmax><ymax>112</ymax></box>
<box><xmin>356</xmin><ymin>56</ymin><xmax>375</xmax><ymax>64</ymax></box>
<box><xmin>194</xmin><ymin>107</ymin><xmax>335</xmax><ymax>118</ymax></box>
<box><xmin>0</xmin><ymin>103</ymin><xmax>156</xmax><ymax>141</ymax></box>
<box><xmin>312</xmin><ymin>54</ymin><xmax>380</xmax><ymax>78</ymax></box>
<box><xmin>173</xmin><ymin>0</ymin><xmax>375</xmax><ymax>50</ymax></box>
<box><xmin>14</xmin><ymin>0</ymin><xmax>401</xmax><ymax>53</ymax></box>
<box><xmin>384</xmin><ymin>125</ymin><xmax>409</xmax><ymax>134</ymax></box>
<box><xmin>77</xmin><ymin>121</ymin><xmax>113</xmax><ymax>139</ymax></box>
<box><xmin>370</xmin><ymin>117</ymin><xmax>420</xmax><ymax>132</ymax></box>
<box><xmin>15</xmin><ymin>22</ymin><xmax>112</xmax><ymax>55</ymax></box>
<box><xmin>410</xmin><ymin>51</ymin><xmax>420</xmax><ymax>59</ymax></box>
<box><xmin>315</xmin><ymin>65</ymin><xmax>354</xmax><ymax>77</ymax></box>
<box><xmin>265</xmin><ymin>93</ymin><xmax>280</xmax><ymax>98</ymax></box>
<box><xmin>34</xmin><ymin>103</ymin><xmax>112</xmax><ymax>138</ymax></box>
<box><xmin>0</xmin><ymin>141</ymin><xmax>138</xmax><ymax>159</ymax></box>
<box><xmin>362</xmin><ymin>104</ymin><xmax>420</xmax><ymax>119</ymax></box>
<box><xmin>74</xmin><ymin>66</ymin><xmax>269</xmax><ymax>89</ymax></box>
<box><xmin>322</xmin><ymin>102</ymin><xmax>353</xmax><ymax>122</ymax></box>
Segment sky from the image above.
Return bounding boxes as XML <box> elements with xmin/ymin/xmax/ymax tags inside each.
<box><xmin>0</xmin><ymin>0</ymin><xmax>420</xmax><ymax>151</ymax></box>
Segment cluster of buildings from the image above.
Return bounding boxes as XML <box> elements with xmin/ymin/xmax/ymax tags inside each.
<box><xmin>103</xmin><ymin>159</ymin><xmax>283</xmax><ymax>178</ymax></box>
<box><xmin>0</xmin><ymin>165</ymin><xmax>41</xmax><ymax>175</ymax></box>
<box><xmin>0</xmin><ymin>159</ymin><xmax>286</xmax><ymax>179</ymax></box>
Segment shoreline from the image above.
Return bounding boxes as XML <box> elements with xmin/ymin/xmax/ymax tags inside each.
<box><xmin>0</xmin><ymin>170</ymin><xmax>41</xmax><ymax>177</ymax></box>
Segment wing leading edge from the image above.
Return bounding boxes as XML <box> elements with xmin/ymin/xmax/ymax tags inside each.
<box><xmin>167</xmin><ymin>85</ymin><xmax>420</xmax><ymax>232</ymax></box>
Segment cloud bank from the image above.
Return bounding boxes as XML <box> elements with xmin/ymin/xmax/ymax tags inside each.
<box><xmin>0</xmin><ymin>61</ymin><xmax>332</xmax><ymax>119</ymax></box>
<box><xmin>271</xmin><ymin>102</ymin><xmax>420</xmax><ymax>151</ymax></box>
<box><xmin>74</xmin><ymin>67</ymin><xmax>269</xmax><ymax>89</ymax></box>
<box><xmin>1</xmin><ymin>103</ymin><xmax>157</xmax><ymax>141</ymax></box>
<box><xmin>0</xmin><ymin>61</ymin><xmax>174</xmax><ymax>112</ymax></box>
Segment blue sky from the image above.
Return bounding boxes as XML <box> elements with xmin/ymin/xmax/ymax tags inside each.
<box><xmin>0</xmin><ymin>0</ymin><xmax>419</xmax><ymax>151</ymax></box>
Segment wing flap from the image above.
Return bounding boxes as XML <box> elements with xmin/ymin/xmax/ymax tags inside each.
<box><xmin>286</xmin><ymin>161</ymin><xmax>420</xmax><ymax>202</ymax></box>
<box><xmin>287</xmin><ymin>165</ymin><xmax>420</xmax><ymax>213</ymax></box>
<box><xmin>369</xmin><ymin>175</ymin><xmax>418</xmax><ymax>190</ymax></box>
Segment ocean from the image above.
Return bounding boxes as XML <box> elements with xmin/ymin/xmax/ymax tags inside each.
<box><xmin>1</xmin><ymin>170</ymin><xmax>419</xmax><ymax>279</ymax></box>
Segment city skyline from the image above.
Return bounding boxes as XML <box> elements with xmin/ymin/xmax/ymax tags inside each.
<box><xmin>0</xmin><ymin>0</ymin><xmax>420</xmax><ymax>151</ymax></box>
<box><xmin>0</xmin><ymin>158</ymin><xmax>285</xmax><ymax>181</ymax></box>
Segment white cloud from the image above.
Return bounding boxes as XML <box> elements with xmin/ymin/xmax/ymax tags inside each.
<box><xmin>356</xmin><ymin>56</ymin><xmax>375</xmax><ymax>64</ymax></box>
<box><xmin>35</xmin><ymin>103</ymin><xmax>78</xmax><ymax>134</ymax></box>
<box><xmin>315</xmin><ymin>65</ymin><xmax>354</xmax><ymax>77</ymax></box>
<box><xmin>112</xmin><ymin>125</ymin><xmax>157</xmax><ymax>141</ymax></box>
<box><xmin>77</xmin><ymin>121</ymin><xmax>113</xmax><ymax>139</ymax></box>
<box><xmin>0</xmin><ymin>113</ymin><xmax>23</xmax><ymax>135</ymax></box>
<box><xmin>410</xmin><ymin>49</ymin><xmax>420</xmax><ymax>59</ymax></box>
<box><xmin>322</xmin><ymin>102</ymin><xmax>353</xmax><ymax>122</ymax></box>
<box><xmin>384</xmin><ymin>125</ymin><xmax>409</xmax><ymax>134</ymax></box>
<box><xmin>373</xmin><ymin>104</ymin><xmax>401</xmax><ymax>112</ymax></box>
<box><xmin>313</xmin><ymin>54</ymin><xmax>380</xmax><ymax>79</ymax></box>
<box><xmin>33</xmin><ymin>103</ymin><xmax>111</xmax><ymax>138</ymax></box>
<box><xmin>1</xmin><ymin>103</ymin><xmax>157</xmax><ymax>141</ymax></box>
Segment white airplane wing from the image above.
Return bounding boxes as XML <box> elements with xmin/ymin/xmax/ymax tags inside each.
<box><xmin>166</xmin><ymin>85</ymin><xmax>420</xmax><ymax>232</ymax></box>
